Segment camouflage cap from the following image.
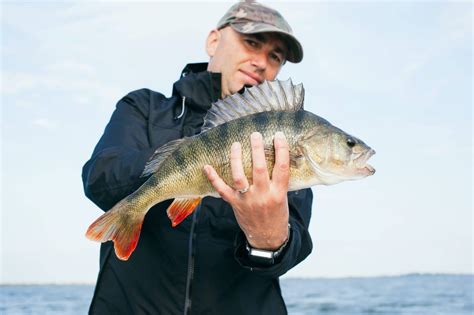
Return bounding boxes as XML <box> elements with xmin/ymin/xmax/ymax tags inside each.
<box><xmin>217</xmin><ymin>0</ymin><xmax>303</xmax><ymax>63</ymax></box>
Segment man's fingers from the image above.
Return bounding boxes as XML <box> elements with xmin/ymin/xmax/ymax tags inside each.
<box><xmin>250</xmin><ymin>132</ymin><xmax>270</xmax><ymax>189</ymax></box>
<box><xmin>230</xmin><ymin>142</ymin><xmax>250</xmax><ymax>191</ymax></box>
<box><xmin>272</xmin><ymin>132</ymin><xmax>290</xmax><ymax>191</ymax></box>
<box><xmin>203</xmin><ymin>165</ymin><xmax>234</xmax><ymax>202</ymax></box>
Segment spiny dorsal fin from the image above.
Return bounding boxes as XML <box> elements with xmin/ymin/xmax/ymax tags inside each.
<box><xmin>201</xmin><ymin>78</ymin><xmax>304</xmax><ymax>133</ymax></box>
<box><xmin>141</xmin><ymin>138</ymin><xmax>188</xmax><ymax>177</ymax></box>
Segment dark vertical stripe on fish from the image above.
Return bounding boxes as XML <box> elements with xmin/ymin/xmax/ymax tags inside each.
<box><xmin>276</xmin><ymin>111</ymin><xmax>286</xmax><ymax>131</ymax></box>
<box><xmin>217</xmin><ymin>121</ymin><xmax>229</xmax><ymax>144</ymax></box>
<box><xmin>174</xmin><ymin>149</ymin><xmax>186</xmax><ymax>168</ymax></box>
<box><xmin>252</xmin><ymin>112</ymin><xmax>270</xmax><ymax>132</ymax></box>
<box><xmin>295</xmin><ymin>111</ymin><xmax>306</xmax><ymax>131</ymax></box>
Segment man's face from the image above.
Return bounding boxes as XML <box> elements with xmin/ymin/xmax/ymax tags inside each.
<box><xmin>206</xmin><ymin>26</ymin><xmax>287</xmax><ymax>98</ymax></box>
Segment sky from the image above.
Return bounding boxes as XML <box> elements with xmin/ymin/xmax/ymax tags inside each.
<box><xmin>1</xmin><ymin>1</ymin><xmax>472</xmax><ymax>284</ymax></box>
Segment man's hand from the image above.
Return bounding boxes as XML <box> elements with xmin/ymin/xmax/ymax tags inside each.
<box><xmin>204</xmin><ymin>131</ymin><xmax>290</xmax><ymax>250</ymax></box>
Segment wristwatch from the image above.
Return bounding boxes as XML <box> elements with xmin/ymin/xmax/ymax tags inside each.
<box><xmin>245</xmin><ymin>223</ymin><xmax>291</xmax><ymax>265</ymax></box>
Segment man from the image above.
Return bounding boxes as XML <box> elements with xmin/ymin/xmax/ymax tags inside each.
<box><xmin>82</xmin><ymin>1</ymin><xmax>313</xmax><ymax>314</ymax></box>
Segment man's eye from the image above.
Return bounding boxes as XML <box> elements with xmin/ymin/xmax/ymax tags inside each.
<box><xmin>244</xmin><ymin>39</ymin><xmax>258</xmax><ymax>47</ymax></box>
<box><xmin>270</xmin><ymin>53</ymin><xmax>282</xmax><ymax>64</ymax></box>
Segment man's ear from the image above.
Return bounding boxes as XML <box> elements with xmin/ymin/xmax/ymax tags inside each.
<box><xmin>206</xmin><ymin>29</ymin><xmax>220</xmax><ymax>57</ymax></box>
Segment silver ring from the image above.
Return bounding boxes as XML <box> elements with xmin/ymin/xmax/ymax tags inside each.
<box><xmin>238</xmin><ymin>186</ymin><xmax>249</xmax><ymax>194</ymax></box>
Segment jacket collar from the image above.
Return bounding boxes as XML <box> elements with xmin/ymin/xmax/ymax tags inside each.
<box><xmin>172</xmin><ymin>63</ymin><xmax>222</xmax><ymax>111</ymax></box>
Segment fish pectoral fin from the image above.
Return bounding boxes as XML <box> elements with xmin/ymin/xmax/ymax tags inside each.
<box><xmin>167</xmin><ymin>197</ymin><xmax>202</xmax><ymax>227</ymax></box>
<box><xmin>141</xmin><ymin>138</ymin><xmax>188</xmax><ymax>178</ymax></box>
<box><xmin>291</xmin><ymin>153</ymin><xmax>305</xmax><ymax>168</ymax></box>
<box><xmin>263</xmin><ymin>146</ymin><xmax>275</xmax><ymax>162</ymax></box>
<box><xmin>264</xmin><ymin>146</ymin><xmax>305</xmax><ymax>168</ymax></box>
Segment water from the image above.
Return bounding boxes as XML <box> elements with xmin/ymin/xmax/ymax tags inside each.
<box><xmin>1</xmin><ymin>275</ymin><xmax>472</xmax><ymax>314</ymax></box>
<box><xmin>281</xmin><ymin>275</ymin><xmax>473</xmax><ymax>315</ymax></box>
<box><xmin>1</xmin><ymin>285</ymin><xmax>92</xmax><ymax>314</ymax></box>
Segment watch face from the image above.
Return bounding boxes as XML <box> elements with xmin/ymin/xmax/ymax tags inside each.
<box><xmin>249</xmin><ymin>248</ymin><xmax>275</xmax><ymax>259</ymax></box>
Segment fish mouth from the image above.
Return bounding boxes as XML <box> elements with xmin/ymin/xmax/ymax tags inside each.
<box><xmin>364</xmin><ymin>163</ymin><xmax>376</xmax><ymax>175</ymax></box>
<box><xmin>355</xmin><ymin>149</ymin><xmax>376</xmax><ymax>176</ymax></box>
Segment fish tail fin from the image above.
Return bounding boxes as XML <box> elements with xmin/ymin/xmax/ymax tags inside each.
<box><xmin>86</xmin><ymin>199</ymin><xmax>147</xmax><ymax>261</ymax></box>
<box><xmin>167</xmin><ymin>197</ymin><xmax>202</xmax><ymax>227</ymax></box>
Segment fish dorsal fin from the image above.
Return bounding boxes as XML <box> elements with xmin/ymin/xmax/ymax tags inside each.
<box><xmin>201</xmin><ymin>78</ymin><xmax>305</xmax><ymax>133</ymax></box>
<box><xmin>141</xmin><ymin>138</ymin><xmax>188</xmax><ymax>177</ymax></box>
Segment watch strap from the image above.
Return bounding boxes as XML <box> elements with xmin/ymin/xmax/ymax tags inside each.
<box><xmin>246</xmin><ymin>223</ymin><xmax>291</xmax><ymax>265</ymax></box>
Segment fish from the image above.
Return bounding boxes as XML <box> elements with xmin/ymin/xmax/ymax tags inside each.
<box><xmin>85</xmin><ymin>79</ymin><xmax>376</xmax><ymax>261</ymax></box>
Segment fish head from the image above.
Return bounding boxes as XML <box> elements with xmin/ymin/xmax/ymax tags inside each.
<box><xmin>299</xmin><ymin>124</ymin><xmax>376</xmax><ymax>185</ymax></box>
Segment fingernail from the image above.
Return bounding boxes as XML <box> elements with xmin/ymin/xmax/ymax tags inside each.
<box><xmin>251</xmin><ymin>132</ymin><xmax>262</xmax><ymax>141</ymax></box>
<box><xmin>203</xmin><ymin>165</ymin><xmax>210</xmax><ymax>175</ymax></box>
<box><xmin>231</xmin><ymin>142</ymin><xmax>240</xmax><ymax>150</ymax></box>
<box><xmin>275</xmin><ymin>131</ymin><xmax>285</xmax><ymax>140</ymax></box>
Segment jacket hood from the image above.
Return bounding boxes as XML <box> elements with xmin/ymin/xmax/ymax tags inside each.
<box><xmin>172</xmin><ymin>63</ymin><xmax>222</xmax><ymax>112</ymax></box>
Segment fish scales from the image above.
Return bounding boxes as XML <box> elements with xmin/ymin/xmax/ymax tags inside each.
<box><xmin>138</xmin><ymin>111</ymin><xmax>306</xmax><ymax>205</ymax></box>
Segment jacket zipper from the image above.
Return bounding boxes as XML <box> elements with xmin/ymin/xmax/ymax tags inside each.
<box><xmin>184</xmin><ymin>202</ymin><xmax>201</xmax><ymax>315</ymax></box>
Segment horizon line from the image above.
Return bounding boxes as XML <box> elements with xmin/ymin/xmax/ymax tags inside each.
<box><xmin>2</xmin><ymin>272</ymin><xmax>473</xmax><ymax>286</ymax></box>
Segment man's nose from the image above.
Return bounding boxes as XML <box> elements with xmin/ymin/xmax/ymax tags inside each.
<box><xmin>250</xmin><ymin>51</ymin><xmax>267</xmax><ymax>70</ymax></box>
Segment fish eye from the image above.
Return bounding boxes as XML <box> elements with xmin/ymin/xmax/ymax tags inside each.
<box><xmin>346</xmin><ymin>138</ymin><xmax>356</xmax><ymax>148</ymax></box>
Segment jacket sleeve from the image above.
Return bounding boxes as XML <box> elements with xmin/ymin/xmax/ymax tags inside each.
<box><xmin>233</xmin><ymin>188</ymin><xmax>313</xmax><ymax>278</ymax></box>
<box><xmin>82</xmin><ymin>89</ymin><xmax>158</xmax><ymax>211</ymax></box>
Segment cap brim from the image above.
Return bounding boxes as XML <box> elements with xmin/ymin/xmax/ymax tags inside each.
<box><xmin>229</xmin><ymin>22</ymin><xmax>303</xmax><ymax>63</ymax></box>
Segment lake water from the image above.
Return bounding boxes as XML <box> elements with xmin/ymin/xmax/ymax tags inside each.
<box><xmin>1</xmin><ymin>274</ymin><xmax>472</xmax><ymax>314</ymax></box>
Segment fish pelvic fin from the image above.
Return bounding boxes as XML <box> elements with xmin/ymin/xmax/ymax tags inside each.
<box><xmin>85</xmin><ymin>199</ymin><xmax>148</xmax><ymax>261</ymax></box>
<box><xmin>167</xmin><ymin>197</ymin><xmax>202</xmax><ymax>227</ymax></box>
<box><xmin>201</xmin><ymin>79</ymin><xmax>305</xmax><ymax>133</ymax></box>
<box><xmin>141</xmin><ymin>138</ymin><xmax>189</xmax><ymax>177</ymax></box>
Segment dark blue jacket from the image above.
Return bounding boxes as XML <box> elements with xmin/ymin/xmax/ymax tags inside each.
<box><xmin>82</xmin><ymin>63</ymin><xmax>313</xmax><ymax>315</ymax></box>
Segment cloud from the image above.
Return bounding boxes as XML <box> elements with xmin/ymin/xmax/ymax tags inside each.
<box><xmin>440</xmin><ymin>3</ymin><xmax>472</xmax><ymax>41</ymax></box>
<box><xmin>32</xmin><ymin>118</ymin><xmax>58</xmax><ymax>130</ymax></box>
<box><xmin>401</xmin><ymin>3</ymin><xmax>471</xmax><ymax>77</ymax></box>
<box><xmin>3</xmin><ymin>61</ymin><xmax>121</xmax><ymax>112</ymax></box>
<box><xmin>2</xmin><ymin>72</ymin><xmax>38</xmax><ymax>95</ymax></box>
<box><xmin>3</xmin><ymin>59</ymin><xmax>97</xmax><ymax>95</ymax></box>
<box><xmin>44</xmin><ymin>60</ymin><xmax>96</xmax><ymax>76</ymax></box>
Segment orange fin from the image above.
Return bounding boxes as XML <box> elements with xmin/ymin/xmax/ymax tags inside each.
<box><xmin>85</xmin><ymin>199</ymin><xmax>146</xmax><ymax>261</ymax></box>
<box><xmin>167</xmin><ymin>198</ymin><xmax>202</xmax><ymax>227</ymax></box>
